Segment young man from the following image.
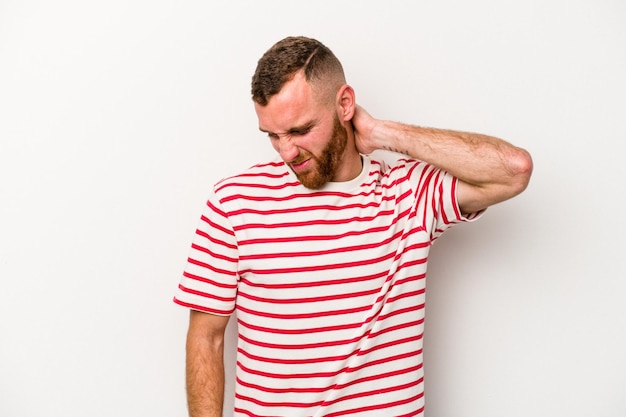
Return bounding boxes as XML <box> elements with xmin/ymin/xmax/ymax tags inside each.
<box><xmin>174</xmin><ymin>36</ymin><xmax>532</xmax><ymax>417</ymax></box>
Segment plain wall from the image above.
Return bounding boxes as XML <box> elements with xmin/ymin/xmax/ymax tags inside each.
<box><xmin>1</xmin><ymin>1</ymin><xmax>624</xmax><ymax>416</ymax></box>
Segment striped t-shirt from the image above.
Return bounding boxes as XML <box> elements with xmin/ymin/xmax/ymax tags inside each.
<box><xmin>174</xmin><ymin>154</ymin><xmax>479</xmax><ymax>416</ymax></box>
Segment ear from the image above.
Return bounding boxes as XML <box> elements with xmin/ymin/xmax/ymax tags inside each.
<box><xmin>336</xmin><ymin>84</ymin><xmax>355</xmax><ymax>122</ymax></box>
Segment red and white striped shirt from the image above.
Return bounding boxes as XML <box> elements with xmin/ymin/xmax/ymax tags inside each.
<box><xmin>174</xmin><ymin>155</ymin><xmax>480</xmax><ymax>416</ymax></box>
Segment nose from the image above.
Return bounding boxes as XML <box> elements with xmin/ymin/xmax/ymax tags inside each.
<box><xmin>277</xmin><ymin>135</ymin><xmax>299</xmax><ymax>162</ymax></box>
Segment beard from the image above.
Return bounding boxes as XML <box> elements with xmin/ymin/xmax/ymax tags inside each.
<box><xmin>290</xmin><ymin>114</ymin><xmax>349</xmax><ymax>189</ymax></box>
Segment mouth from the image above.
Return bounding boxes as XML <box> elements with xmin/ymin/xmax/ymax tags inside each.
<box><xmin>289</xmin><ymin>158</ymin><xmax>311</xmax><ymax>173</ymax></box>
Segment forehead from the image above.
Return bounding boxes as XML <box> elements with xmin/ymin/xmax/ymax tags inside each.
<box><xmin>255</xmin><ymin>72</ymin><xmax>329</xmax><ymax>133</ymax></box>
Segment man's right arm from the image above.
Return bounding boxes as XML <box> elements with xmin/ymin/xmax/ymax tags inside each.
<box><xmin>186</xmin><ymin>309</ymin><xmax>231</xmax><ymax>417</ymax></box>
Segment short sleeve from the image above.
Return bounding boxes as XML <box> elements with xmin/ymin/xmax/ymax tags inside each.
<box><xmin>173</xmin><ymin>189</ymin><xmax>239</xmax><ymax>316</ymax></box>
<box><xmin>401</xmin><ymin>159</ymin><xmax>484</xmax><ymax>242</ymax></box>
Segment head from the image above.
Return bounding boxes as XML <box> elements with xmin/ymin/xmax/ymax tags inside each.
<box><xmin>251</xmin><ymin>36</ymin><xmax>346</xmax><ymax>107</ymax></box>
<box><xmin>251</xmin><ymin>36</ymin><xmax>358</xmax><ymax>189</ymax></box>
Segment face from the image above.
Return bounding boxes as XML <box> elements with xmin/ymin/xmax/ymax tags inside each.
<box><xmin>289</xmin><ymin>113</ymin><xmax>348</xmax><ymax>189</ymax></box>
<box><xmin>255</xmin><ymin>72</ymin><xmax>351</xmax><ymax>189</ymax></box>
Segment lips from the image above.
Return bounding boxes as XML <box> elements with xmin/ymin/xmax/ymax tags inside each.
<box><xmin>290</xmin><ymin>158</ymin><xmax>311</xmax><ymax>173</ymax></box>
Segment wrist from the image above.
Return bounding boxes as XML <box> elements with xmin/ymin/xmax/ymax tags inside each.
<box><xmin>374</xmin><ymin>120</ymin><xmax>402</xmax><ymax>154</ymax></box>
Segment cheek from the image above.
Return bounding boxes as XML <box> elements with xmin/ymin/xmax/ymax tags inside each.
<box><xmin>307</xmin><ymin>128</ymin><xmax>333</xmax><ymax>151</ymax></box>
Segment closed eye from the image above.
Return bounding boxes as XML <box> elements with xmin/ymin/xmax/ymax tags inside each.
<box><xmin>289</xmin><ymin>127</ymin><xmax>311</xmax><ymax>136</ymax></box>
<box><xmin>260</xmin><ymin>121</ymin><xmax>316</xmax><ymax>140</ymax></box>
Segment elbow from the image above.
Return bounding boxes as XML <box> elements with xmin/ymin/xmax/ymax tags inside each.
<box><xmin>508</xmin><ymin>147</ymin><xmax>533</xmax><ymax>196</ymax></box>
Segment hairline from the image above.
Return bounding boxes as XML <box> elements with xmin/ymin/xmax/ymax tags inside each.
<box><xmin>251</xmin><ymin>37</ymin><xmax>346</xmax><ymax>106</ymax></box>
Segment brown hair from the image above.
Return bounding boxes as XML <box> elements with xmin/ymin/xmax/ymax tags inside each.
<box><xmin>251</xmin><ymin>36</ymin><xmax>345</xmax><ymax>106</ymax></box>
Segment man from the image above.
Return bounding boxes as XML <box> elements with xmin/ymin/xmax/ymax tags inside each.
<box><xmin>174</xmin><ymin>36</ymin><xmax>532</xmax><ymax>417</ymax></box>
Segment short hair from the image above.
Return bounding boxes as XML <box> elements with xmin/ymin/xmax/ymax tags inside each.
<box><xmin>251</xmin><ymin>36</ymin><xmax>346</xmax><ymax>106</ymax></box>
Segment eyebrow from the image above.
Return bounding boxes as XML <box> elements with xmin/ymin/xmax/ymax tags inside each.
<box><xmin>259</xmin><ymin>120</ymin><xmax>317</xmax><ymax>136</ymax></box>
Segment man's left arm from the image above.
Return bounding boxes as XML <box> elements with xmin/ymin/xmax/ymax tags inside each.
<box><xmin>352</xmin><ymin>105</ymin><xmax>533</xmax><ymax>215</ymax></box>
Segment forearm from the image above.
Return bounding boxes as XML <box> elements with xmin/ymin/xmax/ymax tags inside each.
<box><xmin>186</xmin><ymin>333</ymin><xmax>225</xmax><ymax>417</ymax></box>
<box><xmin>372</xmin><ymin>120</ymin><xmax>530</xmax><ymax>189</ymax></box>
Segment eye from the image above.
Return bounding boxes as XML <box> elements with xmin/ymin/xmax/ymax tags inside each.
<box><xmin>292</xmin><ymin>127</ymin><xmax>311</xmax><ymax>136</ymax></box>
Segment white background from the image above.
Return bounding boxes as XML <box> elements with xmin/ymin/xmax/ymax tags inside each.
<box><xmin>1</xmin><ymin>1</ymin><xmax>624</xmax><ymax>416</ymax></box>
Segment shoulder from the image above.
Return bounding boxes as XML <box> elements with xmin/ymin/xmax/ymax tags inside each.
<box><xmin>368</xmin><ymin>153</ymin><xmax>433</xmax><ymax>183</ymax></box>
<box><xmin>208</xmin><ymin>157</ymin><xmax>309</xmax><ymax>210</ymax></box>
<box><xmin>213</xmin><ymin>157</ymin><xmax>292</xmax><ymax>194</ymax></box>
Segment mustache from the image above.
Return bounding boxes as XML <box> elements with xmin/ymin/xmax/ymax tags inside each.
<box><xmin>289</xmin><ymin>151</ymin><xmax>314</xmax><ymax>166</ymax></box>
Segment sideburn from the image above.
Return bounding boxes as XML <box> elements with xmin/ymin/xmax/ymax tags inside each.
<box><xmin>318</xmin><ymin>115</ymin><xmax>348</xmax><ymax>180</ymax></box>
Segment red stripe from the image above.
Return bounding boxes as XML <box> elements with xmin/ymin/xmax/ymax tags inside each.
<box><xmin>194</xmin><ymin>228</ymin><xmax>237</xmax><ymax>250</ymax></box>
<box><xmin>220</xmin><ymin>188</ymin><xmax>372</xmax><ymax>203</ymax></box>
<box><xmin>392</xmin><ymin>273</ymin><xmax>427</xmax><ymax>287</ymax></box>
<box><xmin>182</xmin><ymin>271</ymin><xmax>237</xmax><ymax>288</ymax></box>
<box><xmin>236</xmin><ymin>376</ymin><xmax>327</xmax><ymax>394</ymax></box>
<box><xmin>343</xmin><ymin>349</ymin><xmax>423</xmax><ymax>376</ymax></box>
<box><xmin>199</xmin><ymin>214</ymin><xmax>234</xmax><ymax>237</ymax></box>
<box><xmin>172</xmin><ymin>298</ymin><xmax>233</xmax><ymax>315</ymax></box>
<box><xmin>393</xmin><ymin>243</ymin><xmax>429</xmax><ymax>263</ymax></box>
<box><xmin>377</xmin><ymin>301</ymin><xmax>425</xmax><ymax>321</ymax></box>
<box><xmin>396</xmin><ymin>257</ymin><xmax>428</xmax><ymax>271</ymax></box>
<box><xmin>239</xmin><ymin>270</ymin><xmax>388</xmax><ymax>289</ymax></box>
<box><xmin>237</xmin><ymin>294</ymin><xmax>388</xmax><ymax>336</ymax></box>
<box><xmin>234</xmin><ymin>383</ymin><xmax>424</xmax><ymax>413</ymax></box>
<box><xmin>226</xmin><ymin>193</ymin><xmax>403</xmax><ymax>217</ymax></box>
<box><xmin>236</xmin><ymin>279</ymin><xmax>424</xmax><ymax>321</ymax></box>
<box><xmin>214</xmin><ymin>162</ymin><xmax>287</xmax><ymax>190</ymax></box>
<box><xmin>238</xmin><ymin>318</ymin><xmax>424</xmax><ymax>351</ymax></box>
<box><xmin>237</xmin><ymin>333</ymin><xmax>423</xmax><ymax>365</ymax></box>
<box><xmin>236</xmin><ymin>360</ymin><xmax>343</xmax><ymax>379</ymax></box>
<box><xmin>226</xmin><ymin>170</ymin><xmax>289</xmax><ymax>180</ymax></box>
<box><xmin>238</xmin><ymin>326</ymin><xmax>372</xmax><ymax>350</ymax></box>
<box><xmin>190</xmin><ymin>243</ymin><xmax>237</xmax><ymax>263</ymax></box>
<box><xmin>235</xmin><ymin>393</ymin><xmax>322</xmax><ymax>409</ymax></box>
<box><xmin>237</xmin><ymin>285</ymin><xmax>381</xmax><ymax>305</ymax></box>
<box><xmin>177</xmin><ymin>283</ymin><xmax>235</xmax><ymax>303</ymax></box>
<box><xmin>323</xmin><ymin>378</ymin><xmax>423</xmax><ymax>407</ymax></box>
<box><xmin>220</xmin><ymin>180</ymin><xmax>301</xmax><ymax>192</ymax></box>
<box><xmin>450</xmin><ymin>176</ymin><xmax>462</xmax><ymax>220</ymax></box>
<box><xmin>236</xmin><ymin>296</ymin><xmax>424</xmax><ymax>337</ymax></box>
<box><xmin>369</xmin><ymin>318</ymin><xmax>425</xmax><ymax>340</ymax></box>
<box><xmin>237</xmin><ymin>346</ymin><xmax>351</xmax><ymax>365</ymax></box>
<box><xmin>235</xmin><ymin>349</ymin><xmax>422</xmax><ymax>381</ymax></box>
<box><xmin>324</xmin><ymin>392</ymin><xmax>424</xmax><ymax>417</ymax></box>
<box><xmin>236</xmin><ymin>365</ymin><xmax>422</xmax><ymax>395</ymax></box>
<box><xmin>238</xmin><ymin>212</ymin><xmax>410</xmax><ymax>244</ymax></box>
<box><xmin>386</xmin><ymin>290</ymin><xmax>426</xmax><ymax>305</ymax></box>
<box><xmin>236</xmin><ymin>302</ymin><xmax>372</xmax><ymax>320</ymax></box>
<box><xmin>413</xmin><ymin>165</ymin><xmax>436</xmax><ymax>230</ymax></box>
<box><xmin>357</xmin><ymin>334</ymin><xmax>424</xmax><ymax>358</ymax></box>
<box><xmin>397</xmin><ymin>406</ymin><xmax>427</xmax><ymax>417</ymax></box>
<box><xmin>232</xmin><ymin>209</ymin><xmax>397</xmax><ymax>231</ymax></box>
<box><xmin>186</xmin><ymin>257</ymin><xmax>237</xmax><ymax>277</ymax></box>
<box><xmin>237</xmin><ymin>315</ymin><xmax>364</xmax><ymax>335</ymax></box>
<box><xmin>238</xmin><ymin>251</ymin><xmax>396</xmax><ymax>276</ymax></box>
